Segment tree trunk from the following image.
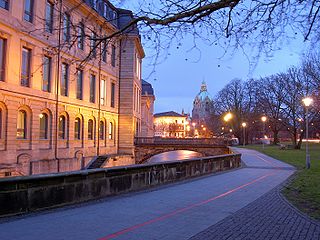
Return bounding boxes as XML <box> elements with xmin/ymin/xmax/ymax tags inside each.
<box><xmin>272</xmin><ymin>129</ymin><xmax>279</xmax><ymax>145</ymax></box>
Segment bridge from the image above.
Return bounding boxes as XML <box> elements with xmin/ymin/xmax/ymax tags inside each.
<box><xmin>134</xmin><ymin>137</ymin><xmax>230</xmax><ymax>164</ymax></box>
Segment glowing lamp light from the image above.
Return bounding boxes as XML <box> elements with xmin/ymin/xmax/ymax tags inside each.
<box><xmin>39</xmin><ymin>113</ymin><xmax>44</xmax><ymax>118</ymax></box>
<box><xmin>261</xmin><ymin>116</ymin><xmax>267</xmax><ymax>122</ymax></box>
<box><xmin>302</xmin><ymin>97</ymin><xmax>313</xmax><ymax>107</ymax></box>
<box><xmin>242</xmin><ymin>122</ymin><xmax>247</xmax><ymax>127</ymax></box>
<box><xmin>224</xmin><ymin>112</ymin><xmax>233</xmax><ymax>122</ymax></box>
<box><xmin>192</xmin><ymin>122</ymin><xmax>196</xmax><ymax>127</ymax></box>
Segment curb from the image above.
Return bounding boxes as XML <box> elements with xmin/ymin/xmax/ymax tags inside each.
<box><xmin>277</xmin><ymin>172</ymin><xmax>320</xmax><ymax>226</ymax></box>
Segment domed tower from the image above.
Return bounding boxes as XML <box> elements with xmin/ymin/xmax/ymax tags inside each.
<box><xmin>192</xmin><ymin>81</ymin><xmax>213</xmax><ymax>125</ymax></box>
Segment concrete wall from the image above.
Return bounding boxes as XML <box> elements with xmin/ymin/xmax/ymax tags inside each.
<box><xmin>0</xmin><ymin>153</ymin><xmax>241</xmax><ymax>217</ymax></box>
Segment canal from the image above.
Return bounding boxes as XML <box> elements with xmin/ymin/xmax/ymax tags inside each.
<box><xmin>147</xmin><ymin>150</ymin><xmax>202</xmax><ymax>163</ymax></box>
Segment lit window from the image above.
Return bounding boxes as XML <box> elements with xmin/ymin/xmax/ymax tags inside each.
<box><xmin>74</xmin><ymin>117</ymin><xmax>81</xmax><ymax>140</ymax></box>
<box><xmin>21</xmin><ymin>47</ymin><xmax>31</xmax><ymax>87</ymax></box>
<box><xmin>17</xmin><ymin>110</ymin><xmax>27</xmax><ymax>139</ymax></box>
<box><xmin>88</xmin><ymin>119</ymin><xmax>94</xmax><ymax>140</ymax></box>
<box><xmin>58</xmin><ymin>115</ymin><xmax>66</xmax><ymax>139</ymax></box>
<box><xmin>100</xmin><ymin>79</ymin><xmax>105</xmax><ymax>105</ymax></box>
<box><xmin>108</xmin><ymin>122</ymin><xmax>113</xmax><ymax>140</ymax></box>
<box><xmin>135</xmin><ymin>53</ymin><xmax>141</xmax><ymax>78</ymax></box>
<box><xmin>45</xmin><ymin>0</ymin><xmax>54</xmax><ymax>33</ymax></box>
<box><xmin>77</xmin><ymin>69</ymin><xmax>83</xmax><ymax>100</ymax></box>
<box><xmin>0</xmin><ymin>0</ymin><xmax>9</xmax><ymax>10</ymax></box>
<box><xmin>24</xmin><ymin>0</ymin><xmax>34</xmax><ymax>23</ymax></box>
<box><xmin>99</xmin><ymin>121</ymin><xmax>104</xmax><ymax>140</ymax></box>
<box><xmin>0</xmin><ymin>38</ymin><xmax>6</xmax><ymax>81</ymax></box>
<box><xmin>61</xmin><ymin>63</ymin><xmax>68</xmax><ymax>96</ymax></box>
<box><xmin>42</xmin><ymin>56</ymin><xmax>51</xmax><ymax>92</ymax></box>
<box><xmin>39</xmin><ymin>113</ymin><xmax>48</xmax><ymax>139</ymax></box>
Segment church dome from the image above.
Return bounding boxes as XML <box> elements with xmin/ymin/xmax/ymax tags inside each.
<box><xmin>192</xmin><ymin>81</ymin><xmax>213</xmax><ymax>123</ymax></box>
<box><xmin>194</xmin><ymin>81</ymin><xmax>212</xmax><ymax>103</ymax></box>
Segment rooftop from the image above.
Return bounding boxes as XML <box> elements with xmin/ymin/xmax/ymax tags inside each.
<box><xmin>154</xmin><ymin>111</ymin><xmax>186</xmax><ymax>118</ymax></box>
<box><xmin>142</xmin><ymin>80</ymin><xmax>154</xmax><ymax>96</ymax></box>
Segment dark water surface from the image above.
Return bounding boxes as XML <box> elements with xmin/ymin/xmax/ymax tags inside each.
<box><xmin>147</xmin><ymin>150</ymin><xmax>202</xmax><ymax>163</ymax></box>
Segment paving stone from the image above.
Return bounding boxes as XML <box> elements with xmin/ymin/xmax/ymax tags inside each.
<box><xmin>189</xmin><ymin>188</ymin><xmax>320</xmax><ymax>240</ymax></box>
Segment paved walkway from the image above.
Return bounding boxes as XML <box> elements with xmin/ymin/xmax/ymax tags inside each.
<box><xmin>0</xmin><ymin>148</ymin><xmax>318</xmax><ymax>240</ymax></box>
<box><xmin>189</xmin><ymin>187</ymin><xmax>320</xmax><ymax>240</ymax></box>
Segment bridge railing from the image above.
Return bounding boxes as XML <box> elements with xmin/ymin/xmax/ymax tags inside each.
<box><xmin>134</xmin><ymin>137</ymin><xmax>226</xmax><ymax>145</ymax></box>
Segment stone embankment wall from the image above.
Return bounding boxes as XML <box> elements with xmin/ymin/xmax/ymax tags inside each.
<box><xmin>0</xmin><ymin>153</ymin><xmax>241</xmax><ymax>217</ymax></box>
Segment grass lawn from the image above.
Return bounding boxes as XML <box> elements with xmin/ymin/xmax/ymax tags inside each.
<box><xmin>242</xmin><ymin>143</ymin><xmax>320</xmax><ymax>220</ymax></box>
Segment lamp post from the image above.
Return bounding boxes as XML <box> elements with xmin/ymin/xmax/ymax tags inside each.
<box><xmin>302</xmin><ymin>97</ymin><xmax>313</xmax><ymax>169</ymax></box>
<box><xmin>242</xmin><ymin>122</ymin><xmax>247</xmax><ymax>146</ymax></box>
<box><xmin>261</xmin><ymin>116</ymin><xmax>267</xmax><ymax>150</ymax></box>
<box><xmin>223</xmin><ymin>112</ymin><xmax>233</xmax><ymax>144</ymax></box>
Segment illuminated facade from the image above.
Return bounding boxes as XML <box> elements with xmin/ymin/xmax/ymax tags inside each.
<box><xmin>0</xmin><ymin>0</ymin><xmax>144</xmax><ymax>177</ymax></box>
<box><xmin>154</xmin><ymin>111</ymin><xmax>188</xmax><ymax>138</ymax></box>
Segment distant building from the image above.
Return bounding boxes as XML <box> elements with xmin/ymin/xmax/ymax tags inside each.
<box><xmin>140</xmin><ymin>80</ymin><xmax>155</xmax><ymax>137</ymax></box>
<box><xmin>154</xmin><ymin>111</ymin><xmax>188</xmax><ymax>138</ymax></box>
<box><xmin>192</xmin><ymin>81</ymin><xmax>214</xmax><ymax>127</ymax></box>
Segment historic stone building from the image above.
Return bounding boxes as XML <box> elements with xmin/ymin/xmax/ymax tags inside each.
<box><xmin>140</xmin><ymin>80</ymin><xmax>155</xmax><ymax>137</ymax></box>
<box><xmin>0</xmin><ymin>0</ymin><xmax>144</xmax><ymax>177</ymax></box>
<box><xmin>154</xmin><ymin>111</ymin><xmax>188</xmax><ymax>138</ymax></box>
<box><xmin>192</xmin><ymin>81</ymin><xmax>214</xmax><ymax>127</ymax></box>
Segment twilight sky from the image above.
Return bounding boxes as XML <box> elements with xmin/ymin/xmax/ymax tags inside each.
<box><xmin>114</xmin><ymin>1</ymin><xmax>307</xmax><ymax>115</ymax></box>
<box><xmin>142</xmin><ymin>38</ymin><xmax>304</xmax><ymax>114</ymax></box>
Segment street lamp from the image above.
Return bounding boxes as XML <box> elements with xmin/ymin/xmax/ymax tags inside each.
<box><xmin>302</xmin><ymin>97</ymin><xmax>313</xmax><ymax>169</ymax></box>
<box><xmin>261</xmin><ymin>116</ymin><xmax>267</xmax><ymax>149</ymax></box>
<box><xmin>242</xmin><ymin>122</ymin><xmax>247</xmax><ymax>146</ymax></box>
<box><xmin>224</xmin><ymin>112</ymin><xmax>233</xmax><ymax>122</ymax></box>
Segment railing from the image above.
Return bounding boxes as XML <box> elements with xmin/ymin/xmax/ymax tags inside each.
<box><xmin>134</xmin><ymin>137</ymin><xmax>226</xmax><ymax>145</ymax></box>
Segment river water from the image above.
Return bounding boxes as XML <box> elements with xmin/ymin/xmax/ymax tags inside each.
<box><xmin>147</xmin><ymin>150</ymin><xmax>202</xmax><ymax>163</ymax></box>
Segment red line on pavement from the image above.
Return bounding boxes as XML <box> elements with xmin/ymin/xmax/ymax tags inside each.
<box><xmin>98</xmin><ymin>172</ymin><xmax>275</xmax><ymax>240</ymax></box>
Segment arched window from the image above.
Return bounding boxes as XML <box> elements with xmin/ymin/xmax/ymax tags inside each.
<box><xmin>74</xmin><ymin>117</ymin><xmax>81</xmax><ymax>140</ymax></box>
<box><xmin>108</xmin><ymin>122</ymin><xmax>113</xmax><ymax>140</ymax></box>
<box><xmin>39</xmin><ymin>113</ymin><xmax>48</xmax><ymax>139</ymax></box>
<box><xmin>99</xmin><ymin>121</ymin><xmax>104</xmax><ymax>140</ymax></box>
<box><xmin>58</xmin><ymin>115</ymin><xmax>66</xmax><ymax>139</ymax></box>
<box><xmin>17</xmin><ymin>110</ymin><xmax>27</xmax><ymax>139</ymax></box>
<box><xmin>88</xmin><ymin>119</ymin><xmax>94</xmax><ymax>140</ymax></box>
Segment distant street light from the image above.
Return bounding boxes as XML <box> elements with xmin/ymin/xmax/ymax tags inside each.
<box><xmin>261</xmin><ymin>116</ymin><xmax>267</xmax><ymax>150</ymax></box>
<box><xmin>242</xmin><ymin>122</ymin><xmax>247</xmax><ymax>146</ymax></box>
<box><xmin>302</xmin><ymin>97</ymin><xmax>313</xmax><ymax>169</ymax></box>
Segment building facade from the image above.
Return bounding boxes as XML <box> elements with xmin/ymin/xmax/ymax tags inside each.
<box><xmin>0</xmin><ymin>0</ymin><xmax>144</xmax><ymax>177</ymax></box>
<box><xmin>154</xmin><ymin>111</ymin><xmax>188</xmax><ymax>138</ymax></box>
<box><xmin>140</xmin><ymin>80</ymin><xmax>155</xmax><ymax>137</ymax></box>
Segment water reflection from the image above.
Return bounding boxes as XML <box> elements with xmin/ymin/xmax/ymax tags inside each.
<box><xmin>147</xmin><ymin>150</ymin><xmax>202</xmax><ymax>163</ymax></box>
